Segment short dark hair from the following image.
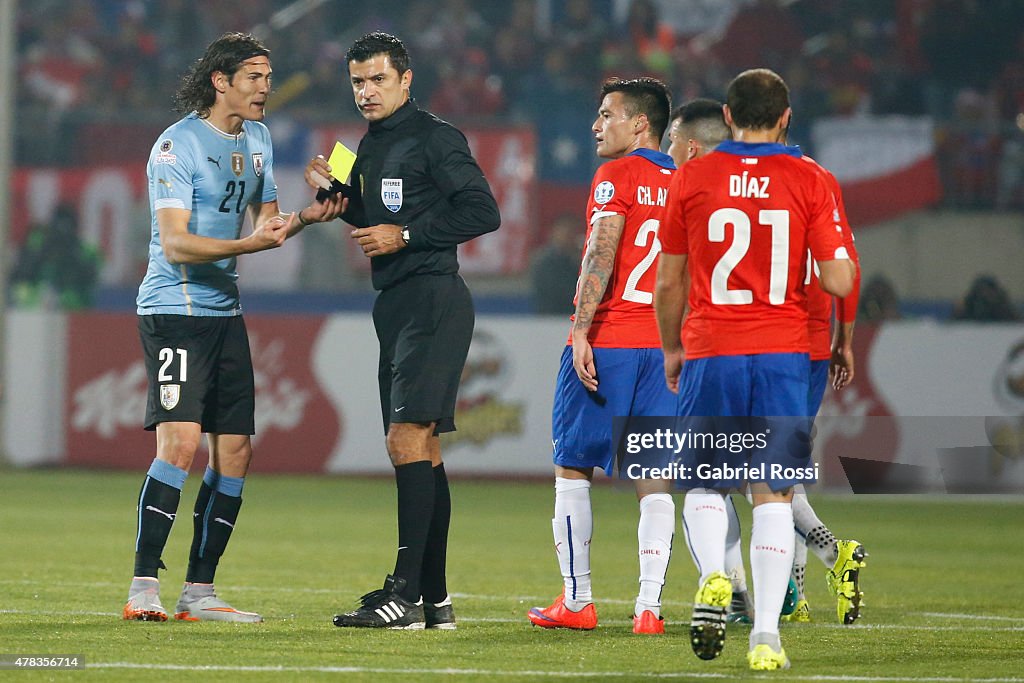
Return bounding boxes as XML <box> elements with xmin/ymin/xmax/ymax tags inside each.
<box><xmin>671</xmin><ymin>98</ymin><xmax>731</xmax><ymax>149</ymax></box>
<box><xmin>600</xmin><ymin>77</ymin><xmax>671</xmax><ymax>142</ymax></box>
<box><xmin>725</xmin><ymin>69</ymin><xmax>790</xmax><ymax>130</ymax></box>
<box><xmin>174</xmin><ymin>32</ymin><xmax>270</xmax><ymax>117</ymax></box>
<box><xmin>346</xmin><ymin>32</ymin><xmax>411</xmax><ymax>74</ymax></box>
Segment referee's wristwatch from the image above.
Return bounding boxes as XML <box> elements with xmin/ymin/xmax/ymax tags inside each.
<box><xmin>400</xmin><ymin>226</ymin><xmax>411</xmax><ymax>245</ymax></box>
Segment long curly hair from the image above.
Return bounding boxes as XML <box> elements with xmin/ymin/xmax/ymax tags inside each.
<box><xmin>173</xmin><ymin>32</ymin><xmax>270</xmax><ymax>118</ymax></box>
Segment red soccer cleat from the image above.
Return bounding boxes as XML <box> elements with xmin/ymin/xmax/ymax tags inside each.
<box><xmin>528</xmin><ymin>593</ymin><xmax>597</xmax><ymax>630</ymax></box>
<box><xmin>632</xmin><ymin>609</ymin><xmax>665</xmax><ymax>634</ymax></box>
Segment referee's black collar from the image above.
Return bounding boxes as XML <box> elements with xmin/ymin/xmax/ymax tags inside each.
<box><xmin>370</xmin><ymin>98</ymin><xmax>418</xmax><ymax>131</ymax></box>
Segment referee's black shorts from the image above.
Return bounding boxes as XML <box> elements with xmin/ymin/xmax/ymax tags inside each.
<box><xmin>372</xmin><ymin>273</ymin><xmax>475</xmax><ymax>435</ymax></box>
<box><xmin>138</xmin><ymin>314</ymin><xmax>256</xmax><ymax>435</ymax></box>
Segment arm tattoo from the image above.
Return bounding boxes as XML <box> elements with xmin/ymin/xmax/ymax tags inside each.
<box><xmin>573</xmin><ymin>215</ymin><xmax>625</xmax><ymax>335</ymax></box>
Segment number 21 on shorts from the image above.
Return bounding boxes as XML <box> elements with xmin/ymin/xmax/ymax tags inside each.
<box><xmin>158</xmin><ymin>347</ymin><xmax>187</xmax><ymax>410</ymax></box>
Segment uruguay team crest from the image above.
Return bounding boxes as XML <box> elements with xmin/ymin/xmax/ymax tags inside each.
<box><xmin>594</xmin><ymin>180</ymin><xmax>615</xmax><ymax>204</ymax></box>
<box><xmin>231</xmin><ymin>152</ymin><xmax>244</xmax><ymax>177</ymax></box>
<box><xmin>252</xmin><ymin>152</ymin><xmax>264</xmax><ymax>177</ymax></box>
<box><xmin>160</xmin><ymin>384</ymin><xmax>180</xmax><ymax>410</ymax></box>
<box><xmin>381</xmin><ymin>178</ymin><xmax>403</xmax><ymax>213</ymax></box>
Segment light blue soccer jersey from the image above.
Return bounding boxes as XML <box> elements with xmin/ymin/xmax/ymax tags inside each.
<box><xmin>136</xmin><ymin>113</ymin><xmax>277</xmax><ymax>316</ymax></box>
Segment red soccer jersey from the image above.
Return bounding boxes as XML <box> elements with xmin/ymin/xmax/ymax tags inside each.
<box><xmin>661</xmin><ymin>141</ymin><xmax>849</xmax><ymax>359</ymax></box>
<box><xmin>802</xmin><ymin>156</ymin><xmax>861</xmax><ymax>360</ymax></box>
<box><xmin>570</xmin><ymin>149</ymin><xmax>675</xmax><ymax>348</ymax></box>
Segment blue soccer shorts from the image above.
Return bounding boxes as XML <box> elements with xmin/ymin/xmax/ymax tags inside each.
<box><xmin>808</xmin><ymin>359</ymin><xmax>830</xmax><ymax>418</ymax></box>
<box><xmin>551</xmin><ymin>346</ymin><xmax>675</xmax><ymax>474</ymax></box>
<box><xmin>675</xmin><ymin>353</ymin><xmax>813</xmax><ymax>491</ymax></box>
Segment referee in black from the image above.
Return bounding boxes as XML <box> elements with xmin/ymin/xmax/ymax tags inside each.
<box><xmin>305</xmin><ymin>32</ymin><xmax>500</xmax><ymax>629</ymax></box>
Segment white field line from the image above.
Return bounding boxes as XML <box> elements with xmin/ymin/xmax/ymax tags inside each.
<box><xmin>2</xmin><ymin>609</ymin><xmax>1023</xmax><ymax>633</ymax></box>
<box><xmin>0</xmin><ymin>580</ymin><xmax>656</xmax><ymax>606</ymax></box>
<box><xmin>2</xmin><ymin>581</ymin><xmax>1022</xmax><ymax>624</ymax></box>
<box><xmin>918</xmin><ymin>612</ymin><xmax>1024</xmax><ymax>622</ymax></box>
<box><xmin>82</xmin><ymin>663</ymin><xmax>1024</xmax><ymax>682</ymax></box>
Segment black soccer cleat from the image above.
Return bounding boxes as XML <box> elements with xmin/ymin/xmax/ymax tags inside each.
<box><xmin>689</xmin><ymin>571</ymin><xmax>731</xmax><ymax>660</ymax></box>
<box><xmin>333</xmin><ymin>575</ymin><xmax>425</xmax><ymax>629</ymax></box>
<box><xmin>424</xmin><ymin>598</ymin><xmax>457</xmax><ymax>630</ymax></box>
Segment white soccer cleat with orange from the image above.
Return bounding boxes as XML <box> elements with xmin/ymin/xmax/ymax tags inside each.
<box><xmin>175</xmin><ymin>586</ymin><xmax>262</xmax><ymax>623</ymax></box>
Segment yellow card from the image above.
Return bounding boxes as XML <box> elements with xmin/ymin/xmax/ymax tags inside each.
<box><xmin>326</xmin><ymin>141</ymin><xmax>356</xmax><ymax>183</ymax></box>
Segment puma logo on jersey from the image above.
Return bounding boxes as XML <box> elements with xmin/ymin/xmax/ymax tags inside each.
<box><xmin>729</xmin><ymin>172</ymin><xmax>770</xmax><ymax>198</ymax></box>
<box><xmin>158</xmin><ymin>178</ymin><xmax>173</xmax><ymax>191</ymax></box>
<box><xmin>207</xmin><ymin>156</ymin><xmax>222</xmax><ymax>169</ymax></box>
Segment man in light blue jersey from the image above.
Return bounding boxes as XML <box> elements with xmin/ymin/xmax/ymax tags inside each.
<box><xmin>124</xmin><ymin>32</ymin><xmax>343</xmax><ymax>623</ymax></box>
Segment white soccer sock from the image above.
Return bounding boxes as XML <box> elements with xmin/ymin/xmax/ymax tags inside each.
<box><xmin>553</xmin><ymin>477</ymin><xmax>593</xmax><ymax>608</ymax></box>
<box><xmin>750</xmin><ymin>502</ymin><xmax>795</xmax><ymax>637</ymax></box>
<box><xmin>682</xmin><ymin>488</ymin><xmax>729</xmax><ymax>584</ymax></box>
<box><xmin>792</xmin><ymin>486</ymin><xmax>837</xmax><ymax>565</ymax></box>
<box><xmin>635</xmin><ymin>493</ymin><xmax>675</xmax><ymax>617</ymax></box>
<box><xmin>792</xmin><ymin>533</ymin><xmax>808</xmax><ymax>599</ymax></box>
<box><xmin>724</xmin><ymin>495</ymin><xmax>747</xmax><ymax>593</ymax></box>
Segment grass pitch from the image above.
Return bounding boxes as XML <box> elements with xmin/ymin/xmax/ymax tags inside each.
<box><xmin>1</xmin><ymin>468</ymin><xmax>1021</xmax><ymax>681</ymax></box>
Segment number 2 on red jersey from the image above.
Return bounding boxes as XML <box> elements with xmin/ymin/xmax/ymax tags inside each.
<box><xmin>622</xmin><ymin>218</ymin><xmax>661</xmax><ymax>304</ymax></box>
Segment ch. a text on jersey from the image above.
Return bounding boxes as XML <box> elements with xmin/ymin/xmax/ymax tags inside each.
<box><xmin>729</xmin><ymin>172</ymin><xmax>770</xmax><ymax>198</ymax></box>
<box><xmin>637</xmin><ymin>185</ymin><xmax>667</xmax><ymax>206</ymax></box>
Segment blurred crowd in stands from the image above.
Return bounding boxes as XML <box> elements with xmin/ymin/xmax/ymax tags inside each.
<box><xmin>10</xmin><ymin>0</ymin><xmax>1023</xmax><ymax>316</ymax></box>
<box><xmin>14</xmin><ymin>0</ymin><xmax>1024</xmax><ymax>211</ymax></box>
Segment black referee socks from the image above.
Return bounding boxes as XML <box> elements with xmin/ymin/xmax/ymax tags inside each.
<box><xmin>420</xmin><ymin>463</ymin><xmax>452</xmax><ymax>604</ymax></box>
<box><xmin>393</xmin><ymin>460</ymin><xmax>436</xmax><ymax>602</ymax></box>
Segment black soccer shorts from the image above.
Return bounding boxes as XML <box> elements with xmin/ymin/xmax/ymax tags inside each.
<box><xmin>372</xmin><ymin>273</ymin><xmax>475</xmax><ymax>435</ymax></box>
<box><xmin>138</xmin><ymin>314</ymin><xmax>255</xmax><ymax>435</ymax></box>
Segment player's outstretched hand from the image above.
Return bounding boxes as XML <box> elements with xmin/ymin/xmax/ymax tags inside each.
<box><xmin>301</xmin><ymin>192</ymin><xmax>347</xmax><ymax>225</ymax></box>
<box><xmin>571</xmin><ymin>333</ymin><xmax>598</xmax><ymax>392</ymax></box>
<box><xmin>249</xmin><ymin>213</ymin><xmax>292</xmax><ymax>252</ymax></box>
<box><xmin>304</xmin><ymin>155</ymin><xmax>333</xmax><ymax>191</ymax></box>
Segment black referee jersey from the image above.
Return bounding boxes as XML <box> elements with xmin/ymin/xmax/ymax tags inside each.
<box><xmin>342</xmin><ymin>99</ymin><xmax>501</xmax><ymax>291</ymax></box>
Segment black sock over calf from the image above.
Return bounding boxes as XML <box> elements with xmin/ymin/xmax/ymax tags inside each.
<box><xmin>186</xmin><ymin>481</ymin><xmax>243</xmax><ymax>584</ymax></box>
<box><xmin>392</xmin><ymin>460</ymin><xmax>435</xmax><ymax>602</ymax></box>
<box><xmin>134</xmin><ymin>476</ymin><xmax>182</xmax><ymax>577</ymax></box>
<box><xmin>420</xmin><ymin>463</ymin><xmax>452</xmax><ymax>604</ymax></box>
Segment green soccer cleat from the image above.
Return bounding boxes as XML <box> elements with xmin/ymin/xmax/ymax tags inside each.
<box><xmin>748</xmin><ymin>643</ymin><xmax>791</xmax><ymax>671</ymax></box>
<box><xmin>689</xmin><ymin>571</ymin><xmax>732</xmax><ymax>660</ymax></box>
<box><xmin>826</xmin><ymin>540</ymin><xmax>867</xmax><ymax>624</ymax></box>
<box><xmin>748</xmin><ymin>632</ymin><xmax>790</xmax><ymax>671</ymax></box>
<box><xmin>780</xmin><ymin>577</ymin><xmax>799</xmax><ymax>616</ymax></box>
<box><xmin>781</xmin><ymin>598</ymin><xmax>811</xmax><ymax>623</ymax></box>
